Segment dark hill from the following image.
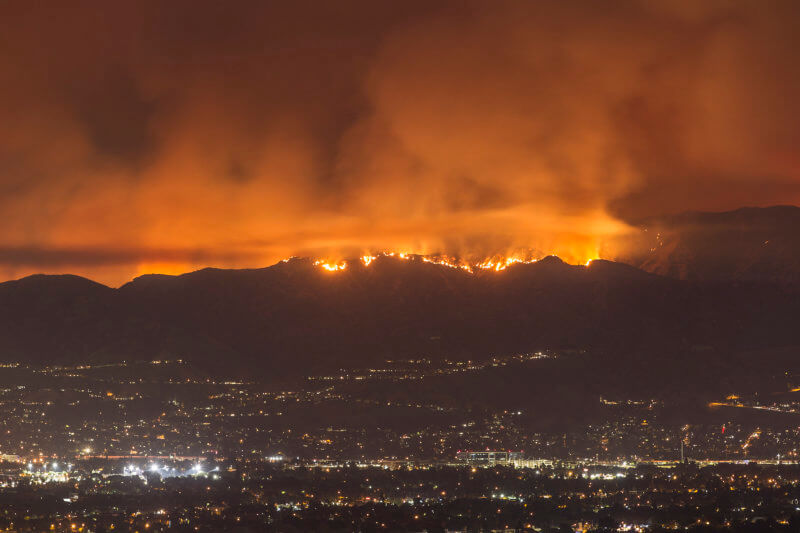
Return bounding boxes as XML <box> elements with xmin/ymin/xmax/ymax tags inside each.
<box><xmin>614</xmin><ymin>205</ymin><xmax>800</xmax><ymax>283</ymax></box>
<box><xmin>0</xmin><ymin>255</ymin><xmax>798</xmax><ymax>378</ymax></box>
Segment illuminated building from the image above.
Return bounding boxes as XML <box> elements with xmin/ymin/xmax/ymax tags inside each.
<box><xmin>456</xmin><ymin>450</ymin><xmax>523</xmax><ymax>466</ymax></box>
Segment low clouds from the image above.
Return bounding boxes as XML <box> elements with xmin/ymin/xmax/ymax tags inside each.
<box><xmin>1</xmin><ymin>0</ymin><xmax>798</xmax><ymax>284</ymax></box>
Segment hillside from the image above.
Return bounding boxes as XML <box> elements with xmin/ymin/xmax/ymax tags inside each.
<box><xmin>0</xmin><ymin>255</ymin><xmax>797</xmax><ymax>378</ymax></box>
<box><xmin>614</xmin><ymin>206</ymin><xmax>800</xmax><ymax>283</ymax></box>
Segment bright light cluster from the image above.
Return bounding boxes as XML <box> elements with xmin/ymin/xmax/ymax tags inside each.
<box><xmin>421</xmin><ymin>256</ymin><xmax>473</xmax><ymax>272</ymax></box>
<box><xmin>476</xmin><ymin>256</ymin><xmax>531</xmax><ymax>272</ymax></box>
<box><xmin>312</xmin><ymin>251</ymin><xmax>599</xmax><ymax>273</ymax></box>
<box><xmin>314</xmin><ymin>260</ymin><xmax>347</xmax><ymax>272</ymax></box>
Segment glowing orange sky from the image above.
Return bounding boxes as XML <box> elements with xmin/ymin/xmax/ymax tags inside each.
<box><xmin>1</xmin><ymin>0</ymin><xmax>799</xmax><ymax>285</ymax></box>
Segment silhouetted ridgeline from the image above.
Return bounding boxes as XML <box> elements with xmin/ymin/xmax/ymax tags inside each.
<box><xmin>0</xmin><ymin>254</ymin><xmax>798</xmax><ymax>378</ymax></box>
<box><xmin>615</xmin><ymin>206</ymin><xmax>800</xmax><ymax>283</ymax></box>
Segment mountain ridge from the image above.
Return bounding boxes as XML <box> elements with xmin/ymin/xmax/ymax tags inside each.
<box><xmin>5</xmin><ymin>203</ymin><xmax>799</xmax><ymax>289</ymax></box>
<box><xmin>614</xmin><ymin>205</ymin><xmax>800</xmax><ymax>283</ymax></box>
<box><xmin>1</xmin><ymin>206</ymin><xmax>798</xmax><ymax>377</ymax></box>
<box><xmin>0</xmin><ymin>252</ymin><xmax>797</xmax><ymax>378</ymax></box>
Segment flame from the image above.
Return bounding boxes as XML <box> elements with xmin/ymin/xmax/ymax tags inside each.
<box><xmin>314</xmin><ymin>260</ymin><xmax>347</xmax><ymax>272</ymax></box>
<box><xmin>311</xmin><ymin>249</ymin><xmax>602</xmax><ymax>273</ymax></box>
<box><xmin>476</xmin><ymin>255</ymin><xmax>533</xmax><ymax>272</ymax></box>
<box><xmin>421</xmin><ymin>256</ymin><xmax>473</xmax><ymax>272</ymax></box>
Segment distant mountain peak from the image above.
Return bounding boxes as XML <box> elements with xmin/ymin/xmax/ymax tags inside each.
<box><xmin>536</xmin><ymin>255</ymin><xmax>566</xmax><ymax>265</ymax></box>
<box><xmin>613</xmin><ymin>205</ymin><xmax>800</xmax><ymax>283</ymax></box>
<box><xmin>0</xmin><ymin>273</ymin><xmax>110</xmax><ymax>293</ymax></box>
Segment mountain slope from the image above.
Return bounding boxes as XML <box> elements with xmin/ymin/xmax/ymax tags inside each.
<box><xmin>0</xmin><ymin>275</ymin><xmax>116</xmax><ymax>363</ymax></box>
<box><xmin>613</xmin><ymin>206</ymin><xmax>800</xmax><ymax>283</ymax></box>
<box><xmin>0</xmin><ymin>256</ymin><xmax>798</xmax><ymax>377</ymax></box>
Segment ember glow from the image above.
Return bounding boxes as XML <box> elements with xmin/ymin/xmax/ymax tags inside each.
<box><xmin>477</xmin><ymin>256</ymin><xmax>535</xmax><ymax>272</ymax></box>
<box><xmin>314</xmin><ymin>260</ymin><xmax>347</xmax><ymax>272</ymax></box>
<box><xmin>311</xmin><ymin>250</ymin><xmax>599</xmax><ymax>274</ymax></box>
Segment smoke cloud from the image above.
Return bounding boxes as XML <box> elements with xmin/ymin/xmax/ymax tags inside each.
<box><xmin>1</xmin><ymin>0</ymin><xmax>798</xmax><ymax>284</ymax></box>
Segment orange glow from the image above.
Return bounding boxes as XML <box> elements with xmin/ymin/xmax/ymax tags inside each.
<box><xmin>311</xmin><ymin>250</ymin><xmax>602</xmax><ymax>274</ymax></box>
<box><xmin>136</xmin><ymin>262</ymin><xmax>195</xmax><ymax>278</ymax></box>
<box><xmin>421</xmin><ymin>256</ymin><xmax>473</xmax><ymax>272</ymax></box>
<box><xmin>2</xmin><ymin>2</ymin><xmax>800</xmax><ymax>288</ymax></box>
<box><xmin>314</xmin><ymin>260</ymin><xmax>347</xmax><ymax>272</ymax></box>
<box><xmin>476</xmin><ymin>255</ymin><xmax>533</xmax><ymax>272</ymax></box>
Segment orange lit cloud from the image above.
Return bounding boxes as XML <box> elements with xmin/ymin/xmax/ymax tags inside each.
<box><xmin>0</xmin><ymin>0</ymin><xmax>798</xmax><ymax>285</ymax></box>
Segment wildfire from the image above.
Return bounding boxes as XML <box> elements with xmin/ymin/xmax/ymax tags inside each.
<box><xmin>314</xmin><ymin>260</ymin><xmax>347</xmax><ymax>272</ymax></box>
<box><xmin>311</xmin><ymin>250</ymin><xmax>601</xmax><ymax>274</ymax></box>
<box><xmin>476</xmin><ymin>256</ymin><xmax>533</xmax><ymax>272</ymax></box>
<box><xmin>421</xmin><ymin>256</ymin><xmax>473</xmax><ymax>272</ymax></box>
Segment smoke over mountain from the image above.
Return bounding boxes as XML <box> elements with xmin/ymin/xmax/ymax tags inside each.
<box><xmin>2</xmin><ymin>1</ymin><xmax>800</xmax><ymax>284</ymax></box>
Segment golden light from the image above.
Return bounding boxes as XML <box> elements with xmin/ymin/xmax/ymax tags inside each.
<box><xmin>314</xmin><ymin>260</ymin><xmax>347</xmax><ymax>272</ymax></box>
<box><xmin>136</xmin><ymin>261</ymin><xmax>194</xmax><ymax>277</ymax></box>
<box><xmin>311</xmin><ymin>250</ymin><xmax>601</xmax><ymax>274</ymax></box>
<box><xmin>476</xmin><ymin>253</ymin><xmax>538</xmax><ymax>272</ymax></box>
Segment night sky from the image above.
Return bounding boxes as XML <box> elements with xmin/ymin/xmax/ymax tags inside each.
<box><xmin>2</xmin><ymin>0</ymin><xmax>799</xmax><ymax>284</ymax></box>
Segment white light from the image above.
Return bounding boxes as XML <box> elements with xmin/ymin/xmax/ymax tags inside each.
<box><xmin>150</xmin><ymin>463</ymin><xmax>160</xmax><ymax>472</ymax></box>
